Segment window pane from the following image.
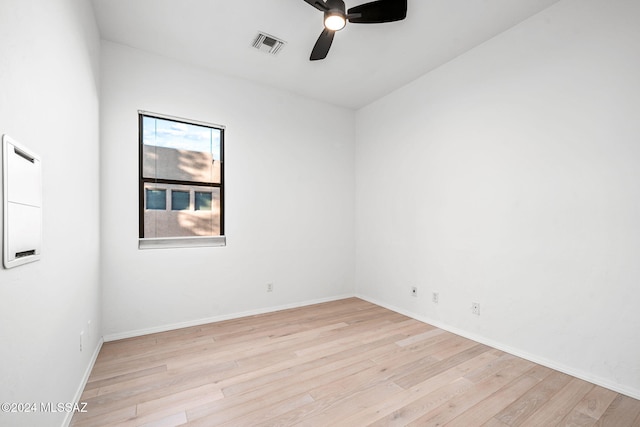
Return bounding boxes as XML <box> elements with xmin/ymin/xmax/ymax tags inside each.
<box><xmin>171</xmin><ymin>190</ymin><xmax>190</xmax><ymax>211</ymax></box>
<box><xmin>195</xmin><ymin>192</ymin><xmax>212</xmax><ymax>211</ymax></box>
<box><xmin>142</xmin><ymin>116</ymin><xmax>221</xmax><ymax>184</ymax></box>
<box><xmin>146</xmin><ymin>189</ymin><xmax>166</xmax><ymax>210</ymax></box>
<box><xmin>143</xmin><ymin>116</ymin><xmax>219</xmax><ymax>154</ymax></box>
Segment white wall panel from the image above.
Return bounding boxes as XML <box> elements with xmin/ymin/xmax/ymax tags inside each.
<box><xmin>100</xmin><ymin>42</ymin><xmax>356</xmax><ymax>337</ymax></box>
<box><xmin>355</xmin><ymin>0</ymin><xmax>640</xmax><ymax>399</ymax></box>
<box><xmin>0</xmin><ymin>0</ymin><xmax>101</xmax><ymax>425</ymax></box>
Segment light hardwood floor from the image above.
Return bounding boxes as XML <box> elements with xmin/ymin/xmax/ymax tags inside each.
<box><xmin>71</xmin><ymin>298</ymin><xmax>640</xmax><ymax>426</ymax></box>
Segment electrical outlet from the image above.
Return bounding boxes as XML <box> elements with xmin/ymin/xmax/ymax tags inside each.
<box><xmin>472</xmin><ymin>302</ymin><xmax>480</xmax><ymax>316</ymax></box>
<box><xmin>432</xmin><ymin>292</ymin><xmax>439</xmax><ymax>304</ymax></box>
<box><xmin>87</xmin><ymin>320</ymin><xmax>92</xmax><ymax>345</ymax></box>
<box><xmin>411</xmin><ymin>286</ymin><xmax>417</xmax><ymax>297</ymax></box>
<box><xmin>266</xmin><ymin>283</ymin><xmax>273</xmax><ymax>292</ymax></box>
<box><xmin>79</xmin><ymin>331</ymin><xmax>84</xmax><ymax>352</ymax></box>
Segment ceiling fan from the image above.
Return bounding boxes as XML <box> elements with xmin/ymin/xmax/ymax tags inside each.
<box><xmin>303</xmin><ymin>0</ymin><xmax>408</xmax><ymax>61</ymax></box>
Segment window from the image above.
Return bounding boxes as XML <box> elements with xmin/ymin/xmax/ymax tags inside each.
<box><xmin>171</xmin><ymin>190</ymin><xmax>190</xmax><ymax>211</ymax></box>
<box><xmin>139</xmin><ymin>111</ymin><xmax>225</xmax><ymax>248</ymax></box>
<box><xmin>195</xmin><ymin>191</ymin><xmax>212</xmax><ymax>211</ymax></box>
<box><xmin>146</xmin><ymin>189</ymin><xmax>166</xmax><ymax>210</ymax></box>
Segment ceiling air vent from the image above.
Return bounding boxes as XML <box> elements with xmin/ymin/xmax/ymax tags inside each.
<box><xmin>252</xmin><ymin>32</ymin><xmax>286</xmax><ymax>55</ymax></box>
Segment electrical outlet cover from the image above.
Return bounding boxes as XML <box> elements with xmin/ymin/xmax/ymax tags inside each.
<box><xmin>472</xmin><ymin>303</ymin><xmax>480</xmax><ymax>315</ymax></box>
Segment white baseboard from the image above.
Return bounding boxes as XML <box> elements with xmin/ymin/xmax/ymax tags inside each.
<box><xmin>103</xmin><ymin>293</ymin><xmax>356</xmax><ymax>342</ymax></box>
<box><xmin>356</xmin><ymin>293</ymin><xmax>640</xmax><ymax>401</ymax></box>
<box><xmin>62</xmin><ymin>337</ymin><xmax>104</xmax><ymax>427</ymax></box>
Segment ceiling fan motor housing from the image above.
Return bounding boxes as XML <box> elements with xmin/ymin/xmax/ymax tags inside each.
<box><xmin>325</xmin><ymin>0</ymin><xmax>346</xmax><ymax>13</ymax></box>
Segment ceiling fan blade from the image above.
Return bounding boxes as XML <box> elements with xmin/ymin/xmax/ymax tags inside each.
<box><xmin>347</xmin><ymin>0</ymin><xmax>407</xmax><ymax>23</ymax></box>
<box><xmin>303</xmin><ymin>0</ymin><xmax>329</xmax><ymax>12</ymax></box>
<box><xmin>310</xmin><ymin>28</ymin><xmax>335</xmax><ymax>61</ymax></box>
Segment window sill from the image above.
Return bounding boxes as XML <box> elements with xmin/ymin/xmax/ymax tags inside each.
<box><xmin>138</xmin><ymin>236</ymin><xmax>226</xmax><ymax>250</ymax></box>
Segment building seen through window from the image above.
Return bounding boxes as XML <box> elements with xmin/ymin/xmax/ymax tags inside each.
<box><xmin>139</xmin><ymin>113</ymin><xmax>224</xmax><ymax>240</ymax></box>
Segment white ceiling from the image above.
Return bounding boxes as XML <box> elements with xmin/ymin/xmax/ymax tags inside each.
<box><xmin>90</xmin><ymin>0</ymin><xmax>561</xmax><ymax>109</ymax></box>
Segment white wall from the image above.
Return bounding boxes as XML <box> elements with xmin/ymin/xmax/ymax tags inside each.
<box><xmin>4</xmin><ymin>1</ymin><xmax>637</xmax><ymax>423</ymax></box>
<box><xmin>0</xmin><ymin>0</ymin><xmax>102</xmax><ymax>426</ymax></box>
<box><xmin>355</xmin><ymin>0</ymin><xmax>640</xmax><ymax>398</ymax></box>
<box><xmin>100</xmin><ymin>42</ymin><xmax>355</xmax><ymax>338</ymax></box>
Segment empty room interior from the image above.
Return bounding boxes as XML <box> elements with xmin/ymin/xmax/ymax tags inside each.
<box><xmin>1</xmin><ymin>0</ymin><xmax>640</xmax><ymax>426</ymax></box>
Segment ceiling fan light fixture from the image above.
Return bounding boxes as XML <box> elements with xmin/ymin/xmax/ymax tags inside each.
<box><xmin>304</xmin><ymin>0</ymin><xmax>407</xmax><ymax>60</ymax></box>
<box><xmin>324</xmin><ymin>13</ymin><xmax>346</xmax><ymax>31</ymax></box>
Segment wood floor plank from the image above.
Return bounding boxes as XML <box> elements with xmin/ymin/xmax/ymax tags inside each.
<box><xmin>217</xmin><ymin>333</ymin><xmax>404</xmax><ymax>398</ymax></box>
<box><xmin>429</xmin><ymin>335</ymin><xmax>481</xmax><ymax>360</ymax></box>
<box><xmin>463</xmin><ymin>353</ymin><xmax>524</xmax><ymax>383</ymax></box>
<box><xmin>291</xmin><ymin>380</ymin><xmax>404</xmax><ymax>426</ymax></box>
<box><xmin>445</xmin><ymin>368</ymin><xmax>543</xmax><ymax>426</ymax></box>
<box><xmin>393</xmin><ymin>343</ymin><xmax>493</xmax><ymax>388</ymax></box>
<box><xmin>491</xmin><ymin>369</ymin><xmax>573</xmax><ymax>426</ymax></box>
<box><xmin>518</xmin><ymin>377</ymin><xmax>594</xmax><ymax>426</ymax></box>
<box><xmin>71</xmin><ymin>404</ymin><xmax>137</xmax><ymax>427</ymax></box>
<box><xmin>136</xmin><ymin>383</ymin><xmax>223</xmax><ymax>416</ymax></box>
<box><xmin>395</xmin><ymin>327</ymin><xmax>444</xmax><ymax>347</ymax></box>
<box><xmin>94</xmin><ymin>359</ymin><xmax>234</xmax><ymax>398</ymax></box>
<box><xmin>85</xmin><ymin>365</ymin><xmax>168</xmax><ymax>391</ymax></box>
<box><xmin>595</xmin><ymin>394</ymin><xmax>640</xmax><ymax>427</ymax></box>
<box><xmin>337</xmin><ymin>349</ymin><xmax>503</xmax><ymax>426</ymax></box>
<box><xmin>367</xmin><ymin>377</ymin><xmax>477</xmax><ymax>427</ymax></box>
<box><xmin>183</xmin><ymin>340</ymin><xmax>398</xmax><ymax>425</ymax></box>
<box><xmin>558</xmin><ymin>409</ymin><xmax>598</xmax><ymax>427</ymax></box>
<box><xmin>70</xmin><ymin>298</ymin><xmax>640</xmax><ymax>427</ymax></box>
<box><xmin>215</xmin><ymin>393</ymin><xmax>316</xmax><ymax>427</ymax></box>
<box><xmin>138</xmin><ymin>411</ymin><xmax>187</xmax><ymax>427</ymax></box>
<box><xmin>574</xmin><ymin>385</ymin><xmax>619</xmax><ymax>421</ymax></box>
<box><xmin>405</xmin><ymin>356</ymin><xmax>536</xmax><ymax>426</ymax></box>
<box><xmin>372</xmin><ymin>330</ymin><xmax>460</xmax><ymax>366</ymax></box>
